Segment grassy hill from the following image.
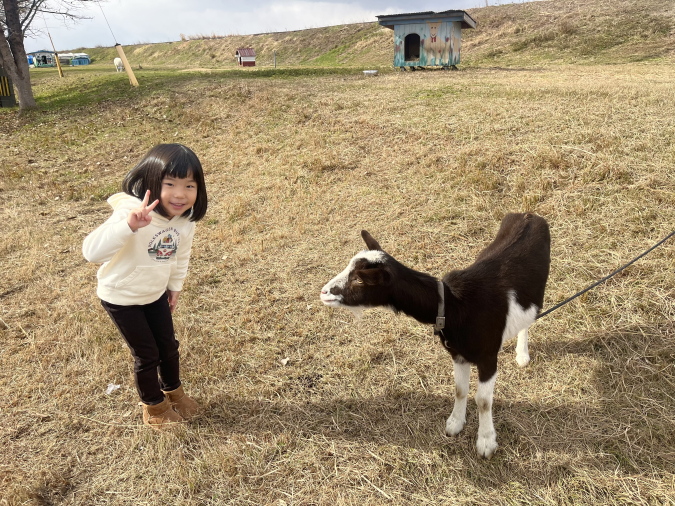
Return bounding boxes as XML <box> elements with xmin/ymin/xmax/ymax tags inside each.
<box><xmin>78</xmin><ymin>23</ymin><xmax>391</xmax><ymax>69</ymax></box>
<box><xmin>464</xmin><ymin>0</ymin><xmax>675</xmax><ymax>65</ymax></box>
<box><xmin>73</xmin><ymin>0</ymin><xmax>675</xmax><ymax>69</ymax></box>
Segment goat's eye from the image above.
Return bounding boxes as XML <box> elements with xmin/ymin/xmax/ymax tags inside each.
<box><xmin>354</xmin><ymin>278</ymin><xmax>364</xmax><ymax>284</ymax></box>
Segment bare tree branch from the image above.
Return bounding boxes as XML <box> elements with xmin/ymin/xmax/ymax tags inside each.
<box><xmin>0</xmin><ymin>0</ymin><xmax>96</xmax><ymax>38</ymax></box>
<box><xmin>20</xmin><ymin>1</ymin><xmax>42</xmax><ymax>33</ymax></box>
<box><xmin>19</xmin><ymin>1</ymin><xmax>43</xmax><ymax>28</ymax></box>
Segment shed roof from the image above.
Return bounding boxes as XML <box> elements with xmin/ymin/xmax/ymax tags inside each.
<box><xmin>59</xmin><ymin>52</ymin><xmax>90</xmax><ymax>58</ymax></box>
<box><xmin>377</xmin><ymin>10</ymin><xmax>477</xmax><ymax>30</ymax></box>
<box><xmin>28</xmin><ymin>49</ymin><xmax>55</xmax><ymax>55</ymax></box>
<box><xmin>236</xmin><ymin>48</ymin><xmax>256</xmax><ymax>57</ymax></box>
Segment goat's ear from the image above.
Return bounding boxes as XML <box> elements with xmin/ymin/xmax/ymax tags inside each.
<box><xmin>361</xmin><ymin>230</ymin><xmax>382</xmax><ymax>251</ymax></box>
<box><xmin>355</xmin><ymin>268</ymin><xmax>390</xmax><ymax>286</ymax></box>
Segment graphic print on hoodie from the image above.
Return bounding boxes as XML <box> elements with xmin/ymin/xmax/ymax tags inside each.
<box><xmin>148</xmin><ymin>229</ymin><xmax>180</xmax><ymax>261</ymax></box>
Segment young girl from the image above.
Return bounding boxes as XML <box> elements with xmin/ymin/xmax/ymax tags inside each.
<box><xmin>83</xmin><ymin>144</ymin><xmax>208</xmax><ymax>430</ymax></box>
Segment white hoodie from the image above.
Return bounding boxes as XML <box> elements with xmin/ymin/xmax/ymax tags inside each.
<box><xmin>83</xmin><ymin>192</ymin><xmax>195</xmax><ymax>305</ymax></box>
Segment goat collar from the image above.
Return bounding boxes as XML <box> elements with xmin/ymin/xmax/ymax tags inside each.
<box><xmin>433</xmin><ymin>280</ymin><xmax>446</xmax><ymax>336</ymax></box>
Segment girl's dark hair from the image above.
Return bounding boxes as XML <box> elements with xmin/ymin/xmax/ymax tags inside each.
<box><xmin>122</xmin><ymin>144</ymin><xmax>207</xmax><ymax>222</ymax></box>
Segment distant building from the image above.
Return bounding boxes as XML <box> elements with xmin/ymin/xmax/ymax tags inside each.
<box><xmin>377</xmin><ymin>10</ymin><xmax>476</xmax><ymax>69</ymax></box>
<box><xmin>71</xmin><ymin>54</ymin><xmax>90</xmax><ymax>66</ymax></box>
<box><xmin>235</xmin><ymin>48</ymin><xmax>256</xmax><ymax>67</ymax></box>
<box><xmin>28</xmin><ymin>50</ymin><xmax>56</xmax><ymax>67</ymax></box>
<box><xmin>59</xmin><ymin>53</ymin><xmax>91</xmax><ymax>66</ymax></box>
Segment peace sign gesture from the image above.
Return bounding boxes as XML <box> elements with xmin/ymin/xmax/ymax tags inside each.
<box><xmin>127</xmin><ymin>190</ymin><xmax>159</xmax><ymax>232</ymax></box>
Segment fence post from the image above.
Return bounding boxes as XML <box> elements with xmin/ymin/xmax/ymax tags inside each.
<box><xmin>115</xmin><ymin>44</ymin><xmax>139</xmax><ymax>87</ymax></box>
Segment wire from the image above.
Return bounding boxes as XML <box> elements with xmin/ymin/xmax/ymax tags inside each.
<box><xmin>96</xmin><ymin>1</ymin><xmax>118</xmax><ymax>44</ymax></box>
<box><xmin>537</xmin><ymin>228</ymin><xmax>675</xmax><ymax>319</ymax></box>
<box><xmin>41</xmin><ymin>13</ymin><xmax>51</xmax><ymax>39</ymax></box>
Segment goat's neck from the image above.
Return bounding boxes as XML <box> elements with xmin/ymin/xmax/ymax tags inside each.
<box><xmin>389</xmin><ymin>262</ymin><xmax>451</xmax><ymax>325</ymax></box>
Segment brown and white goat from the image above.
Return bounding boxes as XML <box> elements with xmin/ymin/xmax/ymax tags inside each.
<box><xmin>320</xmin><ymin>213</ymin><xmax>550</xmax><ymax>458</ymax></box>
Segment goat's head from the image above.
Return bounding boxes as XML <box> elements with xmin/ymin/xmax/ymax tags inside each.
<box><xmin>320</xmin><ymin>231</ymin><xmax>392</xmax><ymax>316</ymax></box>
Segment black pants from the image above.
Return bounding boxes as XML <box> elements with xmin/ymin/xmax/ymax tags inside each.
<box><xmin>101</xmin><ymin>294</ymin><xmax>181</xmax><ymax>405</ymax></box>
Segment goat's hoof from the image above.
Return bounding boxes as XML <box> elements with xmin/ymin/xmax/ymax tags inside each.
<box><xmin>516</xmin><ymin>354</ymin><xmax>530</xmax><ymax>368</ymax></box>
<box><xmin>445</xmin><ymin>416</ymin><xmax>465</xmax><ymax>436</ymax></box>
<box><xmin>476</xmin><ymin>433</ymin><xmax>498</xmax><ymax>458</ymax></box>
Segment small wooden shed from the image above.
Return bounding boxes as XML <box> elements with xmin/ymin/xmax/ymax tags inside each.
<box><xmin>28</xmin><ymin>50</ymin><xmax>57</xmax><ymax>67</ymax></box>
<box><xmin>235</xmin><ymin>48</ymin><xmax>256</xmax><ymax>67</ymax></box>
<box><xmin>377</xmin><ymin>10</ymin><xmax>476</xmax><ymax>70</ymax></box>
<box><xmin>0</xmin><ymin>66</ymin><xmax>17</xmax><ymax>108</ymax></box>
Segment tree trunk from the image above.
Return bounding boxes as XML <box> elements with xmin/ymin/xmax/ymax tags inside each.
<box><xmin>12</xmin><ymin>69</ymin><xmax>36</xmax><ymax>108</ymax></box>
<box><xmin>0</xmin><ymin>0</ymin><xmax>38</xmax><ymax>111</ymax></box>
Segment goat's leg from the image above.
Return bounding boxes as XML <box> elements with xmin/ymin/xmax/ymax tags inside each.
<box><xmin>516</xmin><ymin>327</ymin><xmax>530</xmax><ymax>367</ymax></box>
<box><xmin>475</xmin><ymin>363</ymin><xmax>498</xmax><ymax>458</ymax></box>
<box><xmin>445</xmin><ymin>358</ymin><xmax>470</xmax><ymax>436</ymax></box>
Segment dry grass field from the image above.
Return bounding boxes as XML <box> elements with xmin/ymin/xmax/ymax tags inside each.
<box><xmin>2</xmin><ymin>59</ymin><xmax>675</xmax><ymax>504</ymax></box>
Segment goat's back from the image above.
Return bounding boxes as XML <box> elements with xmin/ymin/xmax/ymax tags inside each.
<box><xmin>451</xmin><ymin>213</ymin><xmax>551</xmax><ymax>310</ymax></box>
<box><xmin>476</xmin><ymin>213</ymin><xmax>550</xmax><ymax>263</ymax></box>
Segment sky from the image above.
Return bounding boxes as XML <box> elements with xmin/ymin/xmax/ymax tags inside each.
<box><xmin>24</xmin><ymin>0</ymin><xmax>516</xmax><ymax>53</ymax></box>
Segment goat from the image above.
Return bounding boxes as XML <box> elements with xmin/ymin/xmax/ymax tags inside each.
<box><xmin>320</xmin><ymin>213</ymin><xmax>550</xmax><ymax>458</ymax></box>
<box><xmin>114</xmin><ymin>57</ymin><xmax>124</xmax><ymax>72</ymax></box>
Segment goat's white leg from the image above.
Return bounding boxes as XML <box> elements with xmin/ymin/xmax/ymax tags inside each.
<box><xmin>445</xmin><ymin>359</ymin><xmax>470</xmax><ymax>436</ymax></box>
<box><xmin>475</xmin><ymin>372</ymin><xmax>498</xmax><ymax>458</ymax></box>
<box><xmin>516</xmin><ymin>327</ymin><xmax>530</xmax><ymax>367</ymax></box>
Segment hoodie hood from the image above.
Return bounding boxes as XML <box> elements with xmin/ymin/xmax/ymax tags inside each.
<box><xmin>107</xmin><ymin>192</ymin><xmax>141</xmax><ymax>211</ymax></box>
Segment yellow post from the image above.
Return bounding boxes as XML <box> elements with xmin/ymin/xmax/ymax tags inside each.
<box><xmin>48</xmin><ymin>33</ymin><xmax>64</xmax><ymax>78</ymax></box>
<box><xmin>115</xmin><ymin>44</ymin><xmax>139</xmax><ymax>87</ymax></box>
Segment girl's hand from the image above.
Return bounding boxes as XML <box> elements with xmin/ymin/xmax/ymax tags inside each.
<box><xmin>167</xmin><ymin>290</ymin><xmax>180</xmax><ymax>313</ymax></box>
<box><xmin>127</xmin><ymin>190</ymin><xmax>159</xmax><ymax>232</ymax></box>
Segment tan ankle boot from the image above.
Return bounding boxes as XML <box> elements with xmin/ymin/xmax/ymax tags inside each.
<box><xmin>142</xmin><ymin>398</ymin><xmax>184</xmax><ymax>430</ymax></box>
<box><xmin>163</xmin><ymin>385</ymin><xmax>200</xmax><ymax>421</ymax></box>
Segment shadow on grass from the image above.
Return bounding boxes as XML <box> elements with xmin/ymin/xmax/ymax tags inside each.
<box><xmin>201</xmin><ymin>323</ymin><xmax>675</xmax><ymax>488</ymax></box>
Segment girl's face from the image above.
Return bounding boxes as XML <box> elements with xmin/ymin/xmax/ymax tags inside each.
<box><xmin>160</xmin><ymin>174</ymin><xmax>198</xmax><ymax>218</ymax></box>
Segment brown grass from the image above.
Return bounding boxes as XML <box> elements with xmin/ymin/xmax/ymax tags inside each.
<box><xmin>1</xmin><ymin>62</ymin><xmax>675</xmax><ymax>504</ymax></box>
<box><xmin>463</xmin><ymin>0</ymin><xmax>675</xmax><ymax>65</ymax></box>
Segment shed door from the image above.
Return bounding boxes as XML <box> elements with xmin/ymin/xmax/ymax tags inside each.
<box><xmin>404</xmin><ymin>34</ymin><xmax>420</xmax><ymax>61</ymax></box>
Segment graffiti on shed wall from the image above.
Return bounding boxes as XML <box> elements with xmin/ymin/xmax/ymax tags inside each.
<box><xmin>394</xmin><ymin>21</ymin><xmax>462</xmax><ymax>66</ymax></box>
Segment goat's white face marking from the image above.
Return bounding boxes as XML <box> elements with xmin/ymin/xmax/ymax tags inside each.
<box><xmin>320</xmin><ymin>250</ymin><xmax>386</xmax><ymax>307</ymax></box>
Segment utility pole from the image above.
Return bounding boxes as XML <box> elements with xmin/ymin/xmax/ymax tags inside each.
<box><xmin>47</xmin><ymin>31</ymin><xmax>64</xmax><ymax>78</ymax></box>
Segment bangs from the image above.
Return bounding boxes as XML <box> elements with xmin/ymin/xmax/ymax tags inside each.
<box><xmin>162</xmin><ymin>149</ymin><xmax>200</xmax><ymax>181</ymax></box>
